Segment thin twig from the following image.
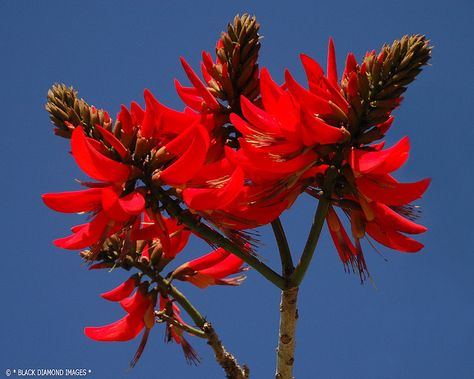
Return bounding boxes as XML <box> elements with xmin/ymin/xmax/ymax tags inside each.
<box><xmin>155</xmin><ymin>311</ymin><xmax>207</xmax><ymax>338</ymax></box>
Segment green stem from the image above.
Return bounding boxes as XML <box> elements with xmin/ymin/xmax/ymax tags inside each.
<box><xmin>288</xmin><ymin>198</ymin><xmax>330</xmax><ymax>287</ymax></box>
<box><xmin>158</xmin><ymin>190</ymin><xmax>287</xmax><ymax>289</ymax></box>
<box><xmin>160</xmin><ymin>275</ymin><xmax>207</xmax><ymax>328</ymax></box>
<box><xmin>155</xmin><ymin>311</ymin><xmax>207</xmax><ymax>338</ymax></box>
<box><xmin>271</xmin><ymin>218</ymin><xmax>294</xmax><ymax>278</ymax></box>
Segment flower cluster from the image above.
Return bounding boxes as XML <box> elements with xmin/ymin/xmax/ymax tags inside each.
<box><xmin>43</xmin><ymin>14</ymin><xmax>431</xmax><ymax>367</ymax></box>
<box><xmin>232</xmin><ymin>36</ymin><xmax>431</xmax><ymax>279</ymax></box>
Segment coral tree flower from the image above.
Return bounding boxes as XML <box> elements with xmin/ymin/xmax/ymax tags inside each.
<box><xmin>229</xmin><ymin>38</ymin><xmax>430</xmax><ymax>279</ymax></box>
<box><xmin>172</xmin><ymin>247</ymin><xmax>246</xmax><ymax>288</ymax></box>
<box><xmin>85</xmin><ymin>279</ymin><xmax>158</xmax><ymax>367</ymax></box>
<box><xmin>42</xmin><ymin>126</ymin><xmax>145</xmax><ymax>252</ymax></box>
<box><xmin>84</xmin><ymin>283</ymin><xmax>153</xmax><ymax>342</ymax></box>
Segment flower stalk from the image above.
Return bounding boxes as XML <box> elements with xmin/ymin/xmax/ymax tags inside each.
<box><xmin>288</xmin><ymin>198</ymin><xmax>330</xmax><ymax>288</ymax></box>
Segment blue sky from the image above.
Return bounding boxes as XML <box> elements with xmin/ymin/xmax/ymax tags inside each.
<box><xmin>1</xmin><ymin>1</ymin><xmax>473</xmax><ymax>378</ymax></box>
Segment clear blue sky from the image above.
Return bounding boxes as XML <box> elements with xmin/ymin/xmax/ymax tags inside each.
<box><xmin>1</xmin><ymin>1</ymin><xmax>473</xmax><ymax>378</ymax></box>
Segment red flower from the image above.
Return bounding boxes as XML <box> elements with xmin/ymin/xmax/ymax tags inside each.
<box><xmin>85</xmin><ymin>281</ymin><xmax>156</xmax><ymax>367</ymax></box>
<box><xmin>224</xmin><ymin>38</ymin><xmax>430</xmax><ymax>277</ymax></box>
<box><xmin>85</xmin><ymin>285</ymin><xmax>153</xmax><ymax>342</ymax></box>
<box><xmin>172</xmin><ymin>247</ymin><xmax>246</xmax><ymax>288</ymax></box>
<box><xmin>42</xmin><ymin>125</ymin><xmax>145</xmax><ymax>251</ymax></box>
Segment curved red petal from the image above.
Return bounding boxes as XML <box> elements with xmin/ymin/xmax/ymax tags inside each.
<box><xmin>351</xmin><ymin>137</ymin><xmax>410</xmax><ymax>175</ymax></box>
<box><xmin>300</xmin><ymin>109</ymin><xmax>346</xmax><ymax>145</ymax></box>
<box><xmin>120</xmin><ymin>290</ymin><xmax>150</xmax><ymax>314</ymax></box>
<box><xmin>101</xmin><ymin>187</ymin><xmax>129</xmax><ymax>222</ymax></box>
<box><xmin>101</xmin><ymin>278</ymin><xmax>137</xmax><ymax>302</ymax></box>
<box><xmin>118</xmin><ymin>191</ymin><xmax>145</xmax><ymax>216</ymax></box>
<box><xmin>118</xmin><ymin>105</ymin><xmax>134</xmax><ymax>135</ymax></box>
<box><xmin>180</xmin><ymin>57</ymin><xmax>220</xmax><ymax>110</ymax></box>
<box><xmin>140</xmin><ymin>89</ymin><xmax>158</xmax><ymax>139</ymax></box>
<box><xmin>285</xmin><ymin>70</ymin><xmax>334</xmax><ymax>115</ymax></box>
<box><xmin>159</xmin><ymin>124</ymin><xmax>210</xmax><ymax>185</ymax></box>
<box><xmin>259</xmin><ymin>68</ymin><xmax>284</xmax><ymax>113</ymax></box>
<box><xmin>95</xmin><ymin>125</ymin><xmax>128</xmax><ymax>159</ymax></box>
<box><xmin>186</xmin><ymin>248</ymin><xmax>229</xmax><ymax>271</ymax></box>
<box><xmin>174</xmin><ymin>80</ymin><xmax>204</xmax><ymax>112</ymax></box>
<box><xmin>145</xmin><ymin>88</ymin><xmax>199</xmax><ymax>136</ymax></box>
<box><xmin>240</xmin><ymin>96</ymin><xmax>280</xmax><ymax>134</ymax></box>
<box><xmin>356</xmin><ymin>175</ymin><xmax>430</xmax><ymax>206</ymax></box>
<box><xmin>84</xmin><ymin>313</ymin><xmax>144</xmax><ymax>342</ymax></box>
<box><xmin>163</xmin><ymin>122</ymin><xmax>199</xmax><ymax>156</ymax></box>
<box><xmin>327</xmin><ymin>37</ymin><xmax>338</xmax><ymax>86</ymax></box>
<box><xmin>326</xmin><ymin>208</ymin><xmax>356</xmax><ymax>264</ymax></box>
<box><xmin>366</xmin><ymin>222</ymin><xmax>424</xmax><ymax>252</ymax></box>
<box><xmin>300</xmin><ymin>53</ymin><xmax>325</xmax><ymax>93</ymax></box>
<box><xmin>53</xmin><ymin>212</ymin><xmax>110</xmax><ymax>250</ymax></box>
<box><xmin>71</xmin><ymin>127</ymin><xmax>130</xmax><ymax>183</ymax></box>
<box><xmin>183</xmin><ymin>167</ymin><xmax>244</xmax><ymax>211</ymax></box>
<box><xmin>42</xmin><ymin>188</ymin><xmax>102</xmax><ymax>213</ymax></box>
<box><xmin>372</xmin><ymin>202</ymin><xmax>427</xmax><ymax>234</ymax></box>
<box><xmin>198</xmin><ymin>253</ymin><xmax>244</xmax><ymax>278</ymax></box>
<box><xmin>130</xmin><ymin>102</ymin><xmax>144</xmax><ymax>125</ymax></box>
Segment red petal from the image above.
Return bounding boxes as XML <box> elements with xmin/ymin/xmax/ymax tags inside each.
<box><xmin>180</xmin><ymin>57</ymin><xmax>220</xmax><ymax>110</ymax></box>
<box><xmin>356</xmin><ymin>175</ymin><xmax>430</xmax><ymax>206</ymax></box>
<box><xmin>95</xmin><ymin>125</ymin><xmax>129</xmax><ymax>160</ymax></box>
<box><xmin>185</xmin><ymin>248</ymin><xmax>228</xmax><ymax>271</ymax></box>
<box><xmin>372</xmin><ymin>202</ymin><xmax>427</xmax><ymax>234</ymax></box>
<box><xmin>120</xmin><ymin>290</ymin><xmax>150</xmax><ymax>314</ymax></box>
<box><xmin>71</xmin><ymin>126</ymin><xmax>130</xmax><ymax>183</ymax></box>
<box><xmin>300</xmin><ymin>53</ymin><xmax>325</xmax><ymax>93</ymax></box>
<box><xmin>285</xmin><ymin>70</ymin><xmax>334</xmax><ymax>115</ymax></box>
<box><xmin>326</xmin><ymin>207</ymin><xmax>356</xmax><ymax>264</ymax></box>
<box><xmin>140</xmin><ymin>90</ymin><xmax>158</xmax><ymax>139</ymax></box>
<box><xmin>366</xmin><ymin>222</ymin><xmax>424</xmax><ymax>252</ymax></box>
<box><xmin>163</xmin><ymin>121</ymin><xmax>199</xmax><ymax>156</ymax></box>
<box><xmin>346</xmin><ymin>72</ymin><xmax>358</xmax><ymax>98</ymax></box>
<box><xmin>118</xmin><ymin>191</ymin><xmax>145</xmax><ymax>216</ymax></box>
<box><xmin>146</xmin><ymin>88</ymin><xmax>199</xmax><ymax>136</ymax></box>
<box><xmin>84</xmin><ymin>313</ymin><xmax>144</xmax><ymax>342</ymax></box>
<box><xmin>174</xmin><ymin>80</ymin><xmax>205</xmax><ymax>112</ymax></box>
<box><xmin>53</xmin><ymin>212</ymin><xmax>110</xmax><ymax>250</ymax></box>
<box><xmin>183</xmin><ymin>167</ymin><xmax>244</xmax><ymax>211</ymax></box>
<box><xmin>300</xmin><ymin>109</ymin><xmax>346</xmax><ymax>145</ymax></box>
<box><xmin>101</xmin><ymin>278</ymin><xmax>137</xmax><ymax>302</ymax></box>
<box><xmin>327</xmin><ymin>37</ymin><xmax>338</xmax><ymax>86</ymax></box>
<box><xmin>101</xmin><ymin>188</ymin><xmax>128</xmax><ymax>222</ymax></box>
<box><xmin>198</xmin><ymin>253</ymin><xmax>244</xmax><ymax>278</ymax></box>
<box><xmin>343</xmin><ymin>53</ymin><xmax>358</xmax><ymax>80</ymax></box>
<box><xmin>351</xmin><ymin>137</ymin><xmax>410</xmax><ymax>175</ymax></box>
<box><xmin>42</xmin><ymin>188</ymin><xmax>102</xmax><ymax>213</ymax></box>
<box><xmin>259</xmin><ymin>68</ymin><xmax>285</xmax><ymax>113</ymax></box>
<box><xmin>240</xmin><ymin>96</ymin><xmax>280</xmax><ymax>134</ymax></box>
<box><xmin>159</xmin><ymin>124</ymin><xmax>209</xmax><ymax>185</ymax></box>
<box><xmin>130</xmin><ymin>102</ymin><xmax>144</xmax><ymax>125</ymax></box>
<box><xmin>189</xmin><ymin>157</ymin><xmax>233</xmax><ymax>184</ymax></box>
<box><xmin>118</xmin><ymin>105</ymin><xmax>134</xmax><ymax>135</ymax></box>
